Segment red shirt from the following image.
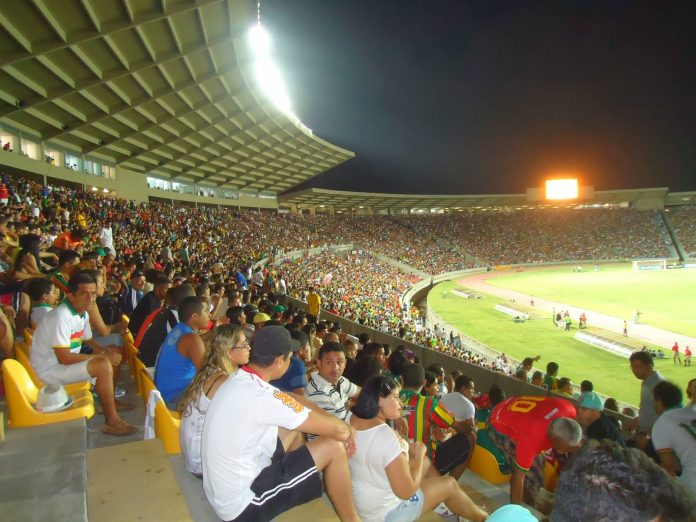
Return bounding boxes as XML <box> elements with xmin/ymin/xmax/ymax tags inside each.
<box><xmin>490</xmin><ymin>396</ymin><xmax>576</xmax><ymax>470</ymax></box>
<box><xmin>686</xmin><ymin>347</ymin><xmax>692</xmax><ymax>356</ymax></box>
<box><xmin>673</xmin><ymin>343</ymin><xmax>679</xmax><ymax>353</ymax></box>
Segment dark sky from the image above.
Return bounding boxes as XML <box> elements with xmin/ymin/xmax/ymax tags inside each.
<box><xmin>262</xmin><ymin>1</ymin><xmax>696</xmax><ymax>195</ymax></box>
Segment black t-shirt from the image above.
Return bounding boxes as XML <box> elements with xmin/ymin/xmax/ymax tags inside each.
<box><xmin>128</xmin><ymin>291</ymin><xmax>161</xmax><ymax>338</ymax></box>
<box><xmin>138</xmin><ymin>307</ymin><xmax>178</xmax><ymax>367</ymax></box>
<box><xmin>587</xmin><ymin>414</ymin><xmax>624</xmax><ymax>445</ymax></box>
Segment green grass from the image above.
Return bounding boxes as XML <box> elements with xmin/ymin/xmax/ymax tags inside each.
<box><xmin>487</xmin><ymin>263</ymin><xmax>696</xmax><ymax>337</ymax></box>
<box><xmin>429</xmin><ymin>274</ymin><xmax>695</xmax><ymax>406</ymax></box>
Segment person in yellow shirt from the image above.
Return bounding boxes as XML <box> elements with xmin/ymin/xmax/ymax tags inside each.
<box><xmin>307</xmin><ymin>287</ymin><xmax>321</xmax><ymax>317</ymax></box>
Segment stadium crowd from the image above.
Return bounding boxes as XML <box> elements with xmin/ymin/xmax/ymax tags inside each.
<box><xmin>1</xmin><ymin>173</ymin><xmax>695</xmax><ymax>520</ymax></box>
<box><xmin>670</xmin><ymin>206</ymin><xmax>696</xmax><ymax>258</ymax></box>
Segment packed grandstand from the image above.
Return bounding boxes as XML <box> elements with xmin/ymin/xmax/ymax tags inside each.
<box><xmin>1</xmin><ymin>0</ymin><xmax>696</xmax><ymax>520</ymax></box>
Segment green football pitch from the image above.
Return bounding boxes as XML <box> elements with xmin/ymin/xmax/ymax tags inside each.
<box><xmin>428</xmin><ymin>264</ymin><xmax>696</xmax><ymax>406</ymax></box>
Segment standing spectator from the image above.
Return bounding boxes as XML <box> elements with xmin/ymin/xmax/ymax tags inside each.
<box><xmin>99</xmin><ymin>221</ymin><xmax>115</xmax><ymax>256</ymax></box>
<box><xmin>307</xmin><ymin>287</ymin><xmax>321</xmax><ymax>317</ymax></box>
<box><xmin>623</xmin><ymin>320</ymin><xmax>628</xmax><ymax>336</ymax></box>
<box><xmin>488</xmin><ymin>396</ymin><xmax>581</xmax><ymax>504</ymax></box>
<box><xmin>629</xmin><ymin>351</ymin><xmax>666</xmax><ymax>436</ymax></box>
<box><xmin>201</xmin><ymin>326</ymin><xmax>361</xmax><ymax>522</ymax></box>
<box><xmin>544</xmin><ymin>362</ymin><xmax>559</xmax><ymax>391</ymax></box>
<box><xmin>652</xmin><ymin>381</ymin><xmax>696</xmax><ymax>497</ymax></box>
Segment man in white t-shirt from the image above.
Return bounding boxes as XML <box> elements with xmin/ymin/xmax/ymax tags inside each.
<box><xmin>202</xmin><ymin>326</ymin><xmax>360</xmax><ymax>522</ymax></box>
<box><xmin>30</xmin><ymin>271</ymin><xmax>136</xmax><ymax>436</ymax></box>
<box><xmin>439</xmin><ymin>374</ymin><xmax>477</xmax><ymax>429</ymax></box>
<box><xmin>652</xmin><ymin>380</ymin><xmax>696</xmax><ymax>497</ymax></box>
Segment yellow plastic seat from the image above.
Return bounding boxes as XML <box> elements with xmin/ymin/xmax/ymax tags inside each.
<box><xmin>544</xmin><ymin>460</ymin><xmax>559</xmax><ymax>492</ymax></box>
<box><xmin>468</xmin><ymin>444</ymin><xmax>511</xmax><ymax>485</ymax></box>
<box><xmin>121</xmin><ymin>314</ymin><xmax>134</xmax><ymax>344</ymax></box>
<box><xmin>140</xmin><ymin>369</ymin><xmax>181</xmax><ymax>455</ymax></box>
<box><xmin>124</xmin><ymin>339</ymin><xmax>138</xmax><ymax>379</ymax></box>
<box><xmin>2</xmin><ymin>359</ymin><xmax>95</xmax><ymax>427</ymax></box>
<box><xmin>15</xmin><ymin>348</ymin><xmax>90</xmax><ymax>395</ymax></box>
<box><xmin>131</xmin><ymin>355</ymin><xmax>147</xmax><ymax>398</ymax></box>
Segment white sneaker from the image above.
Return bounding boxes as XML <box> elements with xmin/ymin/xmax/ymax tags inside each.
<box><xmin>434</xmin><ymin>502</ymin><xmax>454</xmax><ymax>517</ymax></box>
<box><xmin>114</xmin><ymin>387</ymin><xmax>127</xmax><ymax>399</ymax></box>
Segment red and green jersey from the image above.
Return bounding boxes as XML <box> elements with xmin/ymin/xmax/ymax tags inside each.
<box><xmin>490</xmin><ymin>396</ymin><xmax>577</xmax><ymax>471</ymax></box>
<box><xmin>50</xmin><ymin>271</ymin><xmax>69</xmax><ymax>299</ymax></box>
<box><xmin>400</xmin><ymin>389</ymin><xmax>455</xmax><ymax>459</ymax></box>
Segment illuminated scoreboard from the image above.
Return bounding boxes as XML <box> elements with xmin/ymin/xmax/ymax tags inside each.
<box><xmin>545</xmin><ymin>179</ymin><xmax>579</xmax><ymax>200</ymax></box>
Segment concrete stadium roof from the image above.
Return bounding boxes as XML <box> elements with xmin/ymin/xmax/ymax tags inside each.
<box><xmin>0</xmin><ymin>0</ymin><xmax>354</xmax><ymax>193</ymax></box>
<box><xmin>279</xmin><ymin>187</ymin><xmax>672</xmax><ymax>211</ymax></box>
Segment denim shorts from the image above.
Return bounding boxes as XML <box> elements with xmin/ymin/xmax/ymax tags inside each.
<box><xmin>384</xmin><ymin>488</ymin><xmax>424</xmax><ymax>522</ymax></box>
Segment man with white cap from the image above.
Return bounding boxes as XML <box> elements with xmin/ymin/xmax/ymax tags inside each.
<box><xmin>576</xmin><ymin>391</ymin><xmax>624</xmax><ymax>445</ymax></box>
<box><xmin>202</xmin><ymin>326</ymin><xmax>360</xmax><ymax>522</ymax></box>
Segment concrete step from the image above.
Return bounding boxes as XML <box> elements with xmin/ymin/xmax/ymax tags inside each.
<box><xmin>0</xmin><ymin>418</ymin><xmax>88</xmax><ymax>522</ymax></box>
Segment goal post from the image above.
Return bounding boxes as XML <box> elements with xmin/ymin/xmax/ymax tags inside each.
<box><xmin>632</xmin><ymin>259</ymin><xmax>667</xmax><ymax>271</ymax></box>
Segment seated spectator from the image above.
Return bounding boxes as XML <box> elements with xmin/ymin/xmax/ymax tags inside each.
<box><xmin>557</xmin><ymin>377</ymin><xmax>573</xmax><ymax>397</ymax></box>
<box><xmin>342</xmin><ymin>337</ymin><xmax>358</xmax><ymax>375</ymax></box>
<box><xmin>201</xmin><ymin>326</ymin><xmax>360</xmax><ymax>522</ymax></box>
<box><xmin>652</xmin><ymin>380</ymin><xmax>696</xmax><ymax>497</ymax></box>
<box><xmin>439</xmin><ymin>375</ymin><xmax>477</xmax><ymax>431</ymax></box>
<box><xmin>347</xmin><ymin>375</ymin><xmax>488</xmax><ymax>522</ymax></box>
<box><xmin>128</xmin><ymin>272</ymin><xmax>171</xmax><ymax>338</ymax></box>
<box><xmin>25</xmin><ymin>277</ymin><xmax>58</xmax><ymax>327</ymax></box>
<box><xmin>138</xmin><ymin>284</ymin><xmax>194</xmax><ymax>367</ymax></box>
<box><xmin>400</xmin><ymin>364</ymin><xmax>473</xmax><ymax>480</ymax></box>
<box><xmin>384</xmin><ymin>350</ymin><xmax>408</xmax><ymax>385</ymax></box>
<box><xmin>426</xmin><ymin>363</ymin><xmax>448</xmax><ymax>397</ymax></box>
<box><xmin>345</xmin><ymin>354</ymin><xmax>384</xmax><ymax>386</ymax></box>
<box><xmin>576</xmin><ymin>391</ymin><xmax>624</xmax><ymax>445</ymax></box>
<box><xmin>29</xmin><ymin>272</ymin><xmax>136</xmax><ymax>436</ymax></box>
<box><xmin>269</xmin><ymin>330</ymin><xmax>309</xmax><ymax>395</ymax></box>
<box><xmin>488</xmin><ymin>396</ymin><xmax>581</xmax><ymax>504</ymax></box>
<box><xmin>530</xmin><ymin>370</ymin><xmax>544</xmax><ymax>388</ymax></box>
<box><xmin>550</xmin><ymin>440</ymin><xmax>696</xmax><ymax>521</ymax></box>
<box><xmin>154</xmin><ymin>296</ymin><xmax>209</xmax><ymax>408</ymax></box>
<box><xmin>305</xmin><ymin>341</ymin><xmax>360</xmax><ymax>430</ymax></box>
<box><xmin>120</xmin><ymin>270</ymin><xmax>146</xmax><ymax>318</ymax></box>
<box><xmin>473</xmin><ymin>384</ymin><xmax>509</xmax><ymax>474</ymax></box>
<box><xmin>225</xmin><ymin>305</ymin><xmax>246</xmax><ymax>328</ymax></box>
<box><xmin>422</xmin><ymin>370</ymin><xmax>440</xmax><ymax>397</ymax></box>
<box><xmin>604</xmin><ymin>397</ymin><xmax>619</xmax><ymax>412</ymax></box>
<box><xmin>50</xmin><ymin>249</ymin><xmax>80</xmax><ymax>298</ymax></box>
<box><xmin>179</xmin><ymin>325</ymin><xmax>249</xmax><ymax>477</ymax></box>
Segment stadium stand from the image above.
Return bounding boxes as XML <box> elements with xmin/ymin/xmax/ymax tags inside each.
<box><xmin>0</xmin><ymin>0</ymin><xmax>694</xmax><ymax>519</ymax></box>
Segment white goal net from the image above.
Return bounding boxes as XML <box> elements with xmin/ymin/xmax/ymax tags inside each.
<box><xmin>632</xmin><ymin>259</ymin><xmax>667</xmax><ymax>271</ymax></box>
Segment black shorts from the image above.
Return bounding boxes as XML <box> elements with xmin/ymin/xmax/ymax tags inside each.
<box><xmin>231</xmin><ymin>438</ymin><xmax>323</xmax><ymax>522</ymax></box>
<box><xmin>434</xmin><ymin>432</ymin><xmax>472</xmax><ymax>475</ymax></box>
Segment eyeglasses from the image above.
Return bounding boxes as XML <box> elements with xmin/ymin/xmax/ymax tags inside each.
<box><xmin>232</xmin><ymin>342</ymin><xmax>251</xmax><ymax>351</ymax></box>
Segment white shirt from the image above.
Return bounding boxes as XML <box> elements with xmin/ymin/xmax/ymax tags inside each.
<box><xmin>99</xmin><ymin>226</ymin><xmax>114</xmax><ymax>254</ymax></box>
<box><xmin>652</xmin><ymin>406</ymin><xmax>696</xmax><ymax>496</ymax></box>
<box><xmin>30</xmin><ymin>304</ymin><xmax>52</xmax><ymax>328</ymax></box>
<box><xmin>202</xmin><ymin>369</ymin><xmax>310</xmax><ymax>521</ymax></box>
<box><xmin>30</xmin><ymin>301</ymin><xmax>92</xmax><ymax>379</ymax></box>
<box><xmin>180</xmin><ymin>391</ymin><xmax>212</xmax><ymax>476</ymax></box>
<box><xmin>305</xmin><ymin>372</ymin><xmax>358</xmax><ymax>439</ymax></box>
<box><xmin>439</xmin><ymin>392</ymin><xmax>476</xmax><ymax>422</ymax></box>
<box><xmin>347</xmin><ymin>416</ymin><xmax>408</xmax><ymax>522</ymax></box>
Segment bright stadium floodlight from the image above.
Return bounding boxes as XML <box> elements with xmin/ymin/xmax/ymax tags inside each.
<box><xmin>546</xmin><ymin>179</ymin><xmax>578</xmax><ymax>200</ymax></box>
<box><xmin>248</xmin><ymin>23</ymin><xmax>310</xmax><ymax>133</ymax></box>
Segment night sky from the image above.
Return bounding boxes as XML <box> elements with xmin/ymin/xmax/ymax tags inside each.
<box><xmin>262</xmin><ymin>1</ymin><xmax>696</xmax><ymax>195</ymax></box>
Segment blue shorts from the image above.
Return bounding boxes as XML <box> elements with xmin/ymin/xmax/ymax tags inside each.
<box><xmin>384</xmin><ymin>488</ymin><xmax>424</xmax><ymax>522</ymax></box>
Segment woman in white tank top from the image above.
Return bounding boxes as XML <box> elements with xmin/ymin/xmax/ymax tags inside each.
<box><xmin>179</xmin><ymin>325</ymin><xmax>250</xmax><ymax>476</ymax></box>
